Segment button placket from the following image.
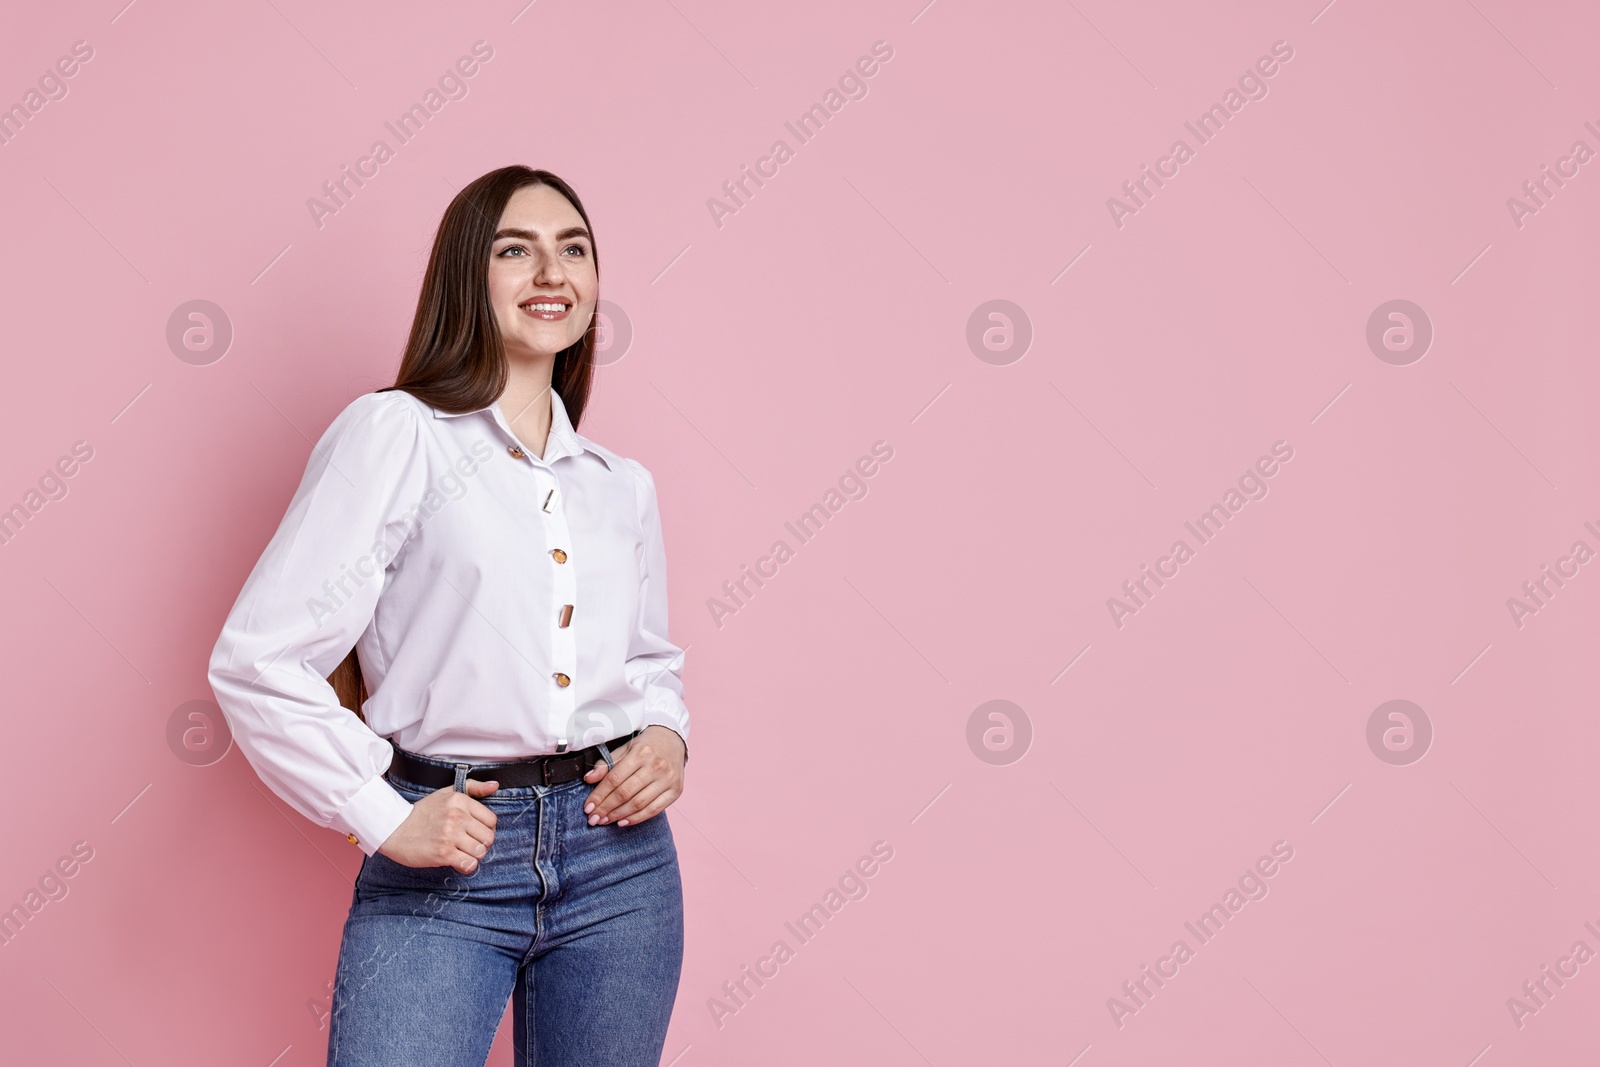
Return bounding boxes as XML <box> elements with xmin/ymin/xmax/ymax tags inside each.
<box><xmin>541</xmin><ymin>468</ymin><xmax>578</xmax><ymax>738</ymax></box>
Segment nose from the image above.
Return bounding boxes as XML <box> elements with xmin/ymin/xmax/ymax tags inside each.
<box><xmin>532</xmin><ymin>247</ymin><xmax>564</xmax><ymax>285</ymax></box>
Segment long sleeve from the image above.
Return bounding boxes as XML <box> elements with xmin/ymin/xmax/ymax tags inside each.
<box><xmin>624</xmin><ymin>458</ymin><xmax>691</xmax><ymax>764</ymax></box>
<box><xmin>208</xmin><ymin>391</ymin><xmax>428</xmax><ymax>856</ymax></box>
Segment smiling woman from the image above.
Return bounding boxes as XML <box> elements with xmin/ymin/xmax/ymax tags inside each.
<box><xmin>208</xmin><ymin>165</ymin><xmax>689</xmax><ymax>1067</ymax></box>
<box><xmin>492</xmin><ymin>216</ymin><xmax>597</xmax><ymax>359</ymax></box>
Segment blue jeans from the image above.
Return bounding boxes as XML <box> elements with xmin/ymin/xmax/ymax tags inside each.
<box><xmin>326</xmin><ymin>750</ymin><xmax>685</xmax><ymax>1066</ymax></box>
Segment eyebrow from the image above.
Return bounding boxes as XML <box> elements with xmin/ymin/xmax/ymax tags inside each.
<box><xmin>493</xmin><ymin>226</ymin><xmax>592</xmax><ymax>243</ymax></box>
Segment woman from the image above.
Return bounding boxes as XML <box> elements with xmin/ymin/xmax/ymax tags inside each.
<box><xmin>207</xmin><ymin>165</ymin><xmax>689</xmax><ymax>1066</ymax></box>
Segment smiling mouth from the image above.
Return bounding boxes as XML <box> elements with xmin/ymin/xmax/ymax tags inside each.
<box><xmin>520</xmin><ymin>300</ymin><xmax>572</xmax><ymax>321</ymax></box>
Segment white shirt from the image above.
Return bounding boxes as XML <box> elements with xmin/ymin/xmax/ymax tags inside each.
<box><xmin>207</xmin><ymin>387</ymin><xmax>689</xmax><ymax>856</ymax></box>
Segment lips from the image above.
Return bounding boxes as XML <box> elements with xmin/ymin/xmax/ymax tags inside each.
<box><xmin>520</xmin><ymin>297</ymin><xmax>572</xmax><ymax>321</ymax></box>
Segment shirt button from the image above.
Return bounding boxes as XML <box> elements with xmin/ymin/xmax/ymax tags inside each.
<box><xmin>553</xmin><ymin>672</ymin><xmax>571</xmax><ymax>687</ymax></box>
<box><xmin>550</xmin><ymin>548</ymin><xmax>568</xmax><ymax>563</ymax></box>
<box><xmin>346</xmin><ymin>833</ymin><xmax>359</xmax><ymax>846</ymax></box>
<box><xmin>559</xmin><ymin>604</ymin><xmax>574</xmax><ymax>628</ymax></box>
<box><xmin>508</xmin><ymin>445</ymin><xmax>526</xmax><ymax>459</ymax></box>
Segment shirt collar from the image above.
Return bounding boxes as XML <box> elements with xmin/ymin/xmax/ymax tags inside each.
<box><xmin>428</xmin><ymin>387</ymin><xmax>617</xmax><ymax>470</ymax></box>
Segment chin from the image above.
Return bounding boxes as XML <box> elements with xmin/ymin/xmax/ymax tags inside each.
<box><xmin>508</xmin><ymin>331</ymin><xmax>581</xmax><ymax>360</ymax></box>
<box><xmin>512</xmin><ymin>346</ymin><xmax>569</xmax><ymax>362</ymax></box>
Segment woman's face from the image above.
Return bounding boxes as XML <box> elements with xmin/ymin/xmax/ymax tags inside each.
<box><xmin>487</xmin><ymin>183</ymin><xmax>597</xmax><ymax>362</ymax></box>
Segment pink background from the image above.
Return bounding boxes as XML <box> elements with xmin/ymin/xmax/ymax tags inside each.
<box><xmin>1</xmin><ymin>1</ymin><xmax>1596</xmax><ymax>1064</ymax></box>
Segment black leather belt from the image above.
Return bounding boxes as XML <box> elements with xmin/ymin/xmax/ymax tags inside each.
<box><xmin>386</xmin><ymin>730</ymin><xmax>639</xmax><ymax>791</ymax></box>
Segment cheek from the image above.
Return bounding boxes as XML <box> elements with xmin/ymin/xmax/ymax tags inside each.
<box><xmin>568</xmin><ymin>261</ymin><xmax>599</xmax><ymax>302</ymax></box>
<box><xmin>486</xmin><ymin>264</ymin><xmax>523</xmax><ymax>314</ymax></box>
<box><xmin>575</xmin><ymin>282</ymin><xmax>598</xmax><ymax>309</ymax></box>
<box><xmin>571</xmin><ymin>293</ymin><xmax>601</xmax><ymax>342</ymax></box>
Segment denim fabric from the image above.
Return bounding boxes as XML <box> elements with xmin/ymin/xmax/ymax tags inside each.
<box><xmin>326</xmin><ymin>751</ymin><xmax>684</xmax><ymax>1066</ymax></box>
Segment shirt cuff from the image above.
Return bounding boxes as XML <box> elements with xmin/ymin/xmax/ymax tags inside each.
<box><xmin>637</xmin><ymin>714</ymin><xmax>689</xmax><ymax>766</ymax></box>
<box><xmin>333</xmin><ymin>771</ymin><xmax>415</xmax><ymax>857</ymax></box>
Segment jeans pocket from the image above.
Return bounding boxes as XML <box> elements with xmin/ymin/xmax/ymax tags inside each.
<box><xmin>355</xmin><ymin>779</ymin><xmax>474</xmax><ymax>904</ymax></box>
<box><xmin>355</xmin><ymin>848</ymin><xmax>476</xmax><ymax>907</ymax></box>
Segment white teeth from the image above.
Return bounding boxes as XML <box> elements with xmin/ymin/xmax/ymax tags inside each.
<box><xmin>524</xmin><ymin>303</ymin><xmax>567</xmax><ymax>312</ymax></box>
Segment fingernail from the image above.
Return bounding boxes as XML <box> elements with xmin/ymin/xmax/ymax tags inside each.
<box><xmin>618</xmin><ymin>819</ymin><xmax>629</xmax><ymax>826</ymax></box>
<box><xmin>588</xmin><ymin>814</ymin><xmax>598</xmax><ymax>825</ymax></box>
<box><xmin>584</xmin><ymin>802</ymin><xmax>594</xmax><ymax>814</ymax></box>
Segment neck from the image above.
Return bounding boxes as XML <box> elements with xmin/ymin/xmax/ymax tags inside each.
<box><xmin>498</xmin><ymin>352</ymin><xmax>556</xmax><ymax>459</ymax></box>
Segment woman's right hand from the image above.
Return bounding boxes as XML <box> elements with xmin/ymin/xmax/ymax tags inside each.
<box><xmin>376</xmin><ymin>779</ymin><xmax>500</xmax><ymax>872</ymax></box>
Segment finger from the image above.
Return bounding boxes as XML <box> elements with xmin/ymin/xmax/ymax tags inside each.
<box><xmin>465</xmin><ymin>796</ymin><xmax>498</xmax><ymax>832</ymax></box>
<box><xmin>434</xmin><ymin>792</ymin><xmax>496</xmax><ymax>848</ymax></box>
<box><xmin>620</xmin><ymin>782</ymin><xmax>682</xmax><ymax>827</ymax></box>
<box><xmin>458</xmin><ymin>816</ymin><xmax>495</xmax><ymax>849</ymax></box>
<box><xmin>449</xmin><ymin>845</ymin><xmax>486</xmax><ymax>874</ymax></box>
<box><xmin>593</xmin><ymin>767</ymin><xmax>669</xmax><ymax>823</ymax></box>
<box><xmin>584</xmin><ymin>749</ymin><xmax>643</xmax><ymax>812</ymax></box>
<box><xmin>586</xmin><ymin>758</ymin><xmax>650</xmax><ymax>820</ymax></box>
<box><xmin>582</xmin><ymin>734</ymin><xmax>640</xmax><ymax>783</ymax></box>
<box><xmin>457</xmin><ymin>827</ymin><xmax>492</xmax><ymax>861</ymax></box>
<box><xmin>607</xmin><ymin>780</ymin><xmax>674</xmax><ymax>825</ymax></box>
<box><xmin>617</xmin><ymin>797</ymin><xmax>670</xmax><ymax>827</ymax></box>
<box><xmin>584</xmin><ymin>775</ymin><xmax>616</xmax><ymax>819</ymax></box>
<box><xmin>465</xmin><ymin>778</ymin><xmax>500</xmax><ymax>797</ymax></box>
<box><xmin>582</xmin><ymin>757</ymin><xmax>617</xmax><ymax>809</ymax></box>
<box><xmin>617</xmin><ymin>776</ymin><xmax>677</xmax><ymax>823</ymax></box>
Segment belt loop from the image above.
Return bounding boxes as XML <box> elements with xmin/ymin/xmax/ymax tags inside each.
<box><xmin>453</xmin><ymin>763</ymin><xmax>470</xmax><ymax>792</ymax></box>
<box><xmin>594</xmin><ymin>730</ymin><xmax>636</xmax><ymax>773</ymax></box>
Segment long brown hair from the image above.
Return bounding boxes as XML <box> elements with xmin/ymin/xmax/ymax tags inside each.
<box><xmin>328</xmin><ymin>165</ymin><xmax>602</xmax><ymax>720</ymax></box>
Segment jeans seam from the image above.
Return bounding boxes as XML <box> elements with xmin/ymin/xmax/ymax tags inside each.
<box><xmin>519</xmin><ymin>964</ymin><xmax>535</xmax><ymax>1067</ymax></box>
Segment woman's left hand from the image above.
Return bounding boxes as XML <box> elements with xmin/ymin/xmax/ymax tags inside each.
<box><xmin>583</xmin><ymin>725</ymin><xmax>686</xmax><ymax>826</ymax></box>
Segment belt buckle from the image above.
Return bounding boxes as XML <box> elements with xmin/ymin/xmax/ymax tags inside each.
<box><xmin>541</xmin><ymin>753</ymin><xmax>580</xmax><ymax>785</ymax></box>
